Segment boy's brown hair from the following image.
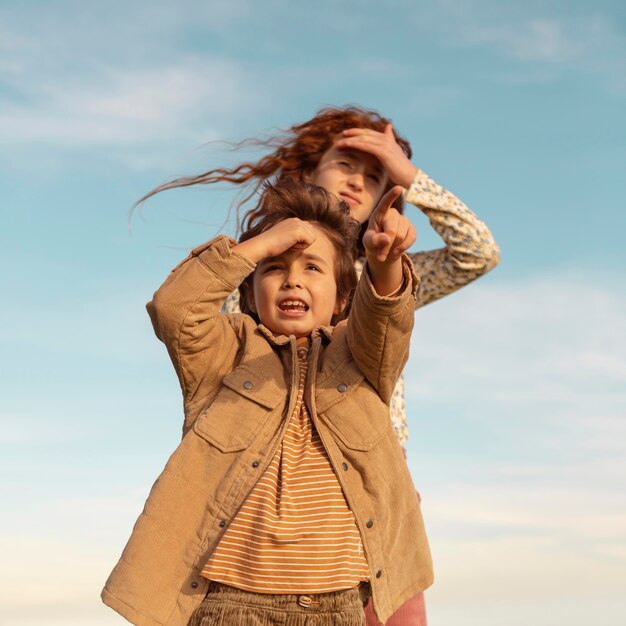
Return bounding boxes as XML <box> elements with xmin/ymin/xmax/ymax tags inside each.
<box><xmin>238</xmin><ymin>178</ymin><xmax>359</xmax><ymax>326</ymax></box>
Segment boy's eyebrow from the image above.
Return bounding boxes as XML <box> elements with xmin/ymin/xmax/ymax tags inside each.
<box><xmin>260</xmin><ymin>252</ymin><xmax>330</xmax><ymax>267</ymax></box>
<box><xmin>301</xmin><ymin>252</ymin><xmax>330</xmax><ymax>266</ymax></box>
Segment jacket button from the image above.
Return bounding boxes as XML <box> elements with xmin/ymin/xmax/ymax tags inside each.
<box><xmin>337</xmin><ymin>383</ymin><xmax>347</xmax><ymax>392</ymax></box>
<box><xmin>366</xmin><ymin>519</ymin><xmax>374</xmax><ymax>528</ymax></box>
<box><xmin>341</xmin><ymin>462</ymin><xmax>349</xmax><ymax>471</ymax></box>
<box><xmin>243</xmin><ymin>380</ymin><xmax>253</xmax><ymax>390</ymax></box>
<box><xmin>191</xmin><ymin>581</ymin><xmax>199</xmax><ymax>589</ymax></box>
<box><xmin>376</xmin><ymin>570</ymin><xmax>382</xmax><ymax>579</ymax></box>
<box><xmin>219</xmin><ymin>520</ymin><xmax>226</xmax><ymax>528</ymax></box>
<box><xmin>252</xmin><ymin>460</ymin><xmax>260</xmax><ymax>468</ymax></box>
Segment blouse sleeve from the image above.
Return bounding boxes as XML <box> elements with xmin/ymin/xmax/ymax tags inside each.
<box><xmin>404</xmin><ymin>170</ymin><xmax>501</xmax><ymax>309</ymax></box>
<box><xmin>221</xmin><ymin>289</ymin><xmax>242</xmax><ymax>314</ymax></box>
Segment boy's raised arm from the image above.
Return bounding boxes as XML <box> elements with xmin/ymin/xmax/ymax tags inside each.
<box><xmin>232</xmin><ymin>218</ymin><xmax>320</xmax><ymax>264</ymax></box>
<box><xmin>147</xmin><ymin>236</ymin><xmax>256</xmax><ymax>403</ymax></box>
<box><xmin>347</xmin><ymin>187</ymin><xmax>419</xmax><ymax>403</ymax></box>
<box><xmin>363</xmin><ymin>186</ymin><xmax>416</xmax><ymax>295</ymax></box>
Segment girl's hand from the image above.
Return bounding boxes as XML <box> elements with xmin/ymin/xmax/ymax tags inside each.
<box><xmin>335</xmin><ymin>124</ymin><xmax>418</xmax><ymax>188</ymax></box>
<box><xmin>233</xmin><ymin>218</ymin><xmax>318</xmax><ymax>264</ymax></box>
<box><xmin>364</xmin><ymin>186</ymin><xmax>417</xmax><ymax>264</ymax></box>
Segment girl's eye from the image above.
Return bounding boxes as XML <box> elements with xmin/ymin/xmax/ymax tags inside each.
<box><xmin>306</xmin><ymin>264</ymin><xmax>321</xmax><ymax>272</ymax></box>
<box><xmin>338</xmin><ymin>160</ymin><xmax>353</xmax><ymax>168</ymax></box>
<box><xmin>264</xmin><ymin>264</ymin><xmax>283</xmax><ymax>272</ymax></box>
<box><xmin>367</xmin><ymin>173</ymin><xmax>381</xmax><ymax>184</ymax></box>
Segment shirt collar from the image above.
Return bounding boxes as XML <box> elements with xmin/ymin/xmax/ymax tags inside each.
<box><xmin>257</xmin><ymin>324</ymin><xmax>334</xmax><ymax>346</ymax></box>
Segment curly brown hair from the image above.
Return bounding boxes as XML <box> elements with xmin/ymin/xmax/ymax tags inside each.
<box><xmin>136</xmin><ymin>105</ymin><xmax>412</xmax><ymax>230</ymax></box>
<box><xmin>238</xmin><ymin>178</ymin><xmax>360</xmax><ymax>327</ymax></box>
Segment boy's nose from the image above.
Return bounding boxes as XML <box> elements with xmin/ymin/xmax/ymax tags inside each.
<box><xmin>282</xmin><ymin>271</ymin><xmax>303</xmax><ymax>288</ymax></box>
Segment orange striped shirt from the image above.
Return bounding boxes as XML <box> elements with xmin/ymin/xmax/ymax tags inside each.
<box><xmin>201</xmin><ymin>341</ymin><xmax>370</xmax><ymax>593</ymax></box>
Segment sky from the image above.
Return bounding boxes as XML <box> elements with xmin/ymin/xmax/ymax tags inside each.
<box><xmin>1</xmin><ymin>1</ymin><xmax>625</xmax><ymax>624</ymax></box>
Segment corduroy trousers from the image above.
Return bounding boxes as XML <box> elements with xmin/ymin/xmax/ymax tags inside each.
<box><xmin>188</xmin><ymin>581</ymin><xmax>367</xmax><ymax>626</ymax></box>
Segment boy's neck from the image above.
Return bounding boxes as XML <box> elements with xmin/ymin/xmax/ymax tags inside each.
<box><xmin>295</xmin><ymin>335</ymin><xmax>310</xmax><ymax>349</ymax></box>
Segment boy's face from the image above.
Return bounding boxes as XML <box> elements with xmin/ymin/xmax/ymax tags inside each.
<box><xmin>249</xmin><ymin>225</ymin><xmax>344</xmax><ymax>338</ymax></box>
<box><xmin>305</xmin><ymin>139</ymin><xmax>388</xmax><ymax>224</ymax></box>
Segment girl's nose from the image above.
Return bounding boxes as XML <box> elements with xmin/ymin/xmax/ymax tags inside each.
<box><xmin>347</xmin><ymin>170</ymin><xmax>364</xmax><ymax>190</ymax></box>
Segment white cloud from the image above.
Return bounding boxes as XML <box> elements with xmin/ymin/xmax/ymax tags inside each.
<box><xmin>405</xmin><ymin>272</ymin><xmax>626</xmax><ymax>406</ymax></box>
<box><xmin>433</xmin><ymin>0</ymin><xmax>607</xmax><ymax>60</ymax></box>
<box><xmin>0</xmin><ymin>532</ymin><xmax>130</xmax><ymax>623</ymax></box>
<box><xmin>0</xmin><ymin>418</ymin><xmax>80</xmax><ymax>445</ymax></box>
<box><xmin>0</xmin><ymin>1</ymin><xmax>265</xmax><ymax>157</ymax></box>
<box><xmin>0</xmin><ymin>58</ymin><xmax>253</xmax><ymax>146</ymax></box>
<box><xmin>420</xmin><ymin>0</ymin><xmax>626</xmax><ymax>90</ymax></box>
<box><xmin>402</xmin><ymin>270</ymin><xmax>626</xmax><ymax>624</ymax></box>
<box><xmin>426</xmin><ymin>533</ymin><xmax>626</xmax><ymax>626</ymax></box>
<box><xmin>427</xmin><ymin>482</ymin><xmax>626</xmax><ymax>542</ymax></box>
<box><xmin>404</xmin><ymin>273</ymin><xmax>626</xmax><ymax>484</ymax></box>
<box><xmin>455</xmin><ymin>17</ymin><xmax>588</xmax><ymax>64</ymax></box>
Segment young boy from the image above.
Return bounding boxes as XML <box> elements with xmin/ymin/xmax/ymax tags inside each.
<box><xmin>102</xmin><ymin>180</ymin><xmax>433</xmax><ymax>625</ymax></box>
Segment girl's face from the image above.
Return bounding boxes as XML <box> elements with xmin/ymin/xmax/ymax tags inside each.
<box><xmin>305</xmin><ymin>140</ymin><xmax>388</xmax><ymax>224</ymax></box>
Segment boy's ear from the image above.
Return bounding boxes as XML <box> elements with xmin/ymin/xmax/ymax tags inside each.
<box><xmin>245</xmin><ymin>286</ymin><xmax>257</xmax><ymax>314</ymax></box>
<box><xmin>333</xmin><ymin>296</ymin><xmax>348</xmax><ymax>316</ymax></box>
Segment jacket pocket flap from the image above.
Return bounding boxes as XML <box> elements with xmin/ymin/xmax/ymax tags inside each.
<box><xmin>220</xmin><ymin>365</ymin><xmax>284</xmax><ymax>410</ymax></box>
<box><xmin>193</xmin><ymin>366</ymin><xmax>284</xmax><ymax>452</ymax></box>
<box><xmin>315</xmin><ymin>362</ymin><xmax>364</xmax><ymax>414</ymax></box>
<box><xmin>318</xmin><ymin>386</ymin><xmax>390</xmax><ymax>451</ymax></box>
<box><xmin>316</xmin><ymin>363</ymin><xmax>389</xmax><ymax>451</ymax></box>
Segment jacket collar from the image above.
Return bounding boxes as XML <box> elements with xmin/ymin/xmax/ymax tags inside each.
<box><xmin>257</xmin><ymin>324</ymin><xmax>334</xmax><ymax>346</ymax></box>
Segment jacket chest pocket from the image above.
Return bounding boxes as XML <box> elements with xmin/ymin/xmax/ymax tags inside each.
<box><xmin>315</xmin><ymin>364</ymin><xmax>390</xmax><ymax>451</ymax></box>
<box><xmin>193</xmin><ymin>365</ymin><xmax>284</xmax><ymax>452</ymax></box>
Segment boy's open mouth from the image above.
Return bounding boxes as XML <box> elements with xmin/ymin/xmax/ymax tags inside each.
<box><xmin>278</xmin><ymin>299</ymin><xmax>309</xmax><ymax>313</ymax></box>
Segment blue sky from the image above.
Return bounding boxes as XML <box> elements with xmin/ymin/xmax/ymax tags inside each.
<box><xmin>1</xmin><ymin>1</ymin><xmax>625</xmax><ymax>625</ymax></box>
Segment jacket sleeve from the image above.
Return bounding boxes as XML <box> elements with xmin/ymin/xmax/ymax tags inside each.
<box><xmin>146</xmin><ymin>235</ymin><xmax>256</xmax><ymax>405</ymax></box>
<box><xmin>404</xmin><ymin>169</ymin><xmax>501</xmax><ymax>309</ymax></box>
<box><xmin>346</xmin><ymin>256</ymin><xmax>419</xmax><ymax>404</ymax></box>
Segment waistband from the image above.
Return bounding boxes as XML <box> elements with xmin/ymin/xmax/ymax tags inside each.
<box><xmin>206</xmin><ymin>581</ymin><xmax>371</xmax><ymax>612</ymax></box>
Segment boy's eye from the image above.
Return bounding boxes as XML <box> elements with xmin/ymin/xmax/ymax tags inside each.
<box><xmin>263</xmin><ymin>264</ymin><xmax>283</xmax><ymax>272</ymax></box>
<box><xmin>306</xmin><ymin>264</ymin><xmax>321</xmax><ymax>272</ymax></box>
<box><xmin>367</xmin><ymin>173</ymin><xmax>381</xmax><ymax>184</ymax></box>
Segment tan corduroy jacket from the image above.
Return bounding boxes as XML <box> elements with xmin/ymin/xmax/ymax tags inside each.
<box><xmin>101</xmin><ymin>236</ymin><xmax>433</xmax><ymax>626</ymax></box>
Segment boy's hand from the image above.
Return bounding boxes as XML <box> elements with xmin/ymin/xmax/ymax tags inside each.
<box><xmin>364</xmin><ymin>186</ymin><xmax>417</xmax><ymax>264</ymax></box>
<box><xmin>233</xmin><ymin>218</ymin><xmax>318</xmax><ymax>264</ymax></box>
<box><xmin>336</xmin><ymin>124</ymin><xmax>418</xmax><ymax>189</ymax></box>
<box><xmin>363</xmin><ymin>186</ymin><xmax>416</xmax><ymax>296</ymax></box>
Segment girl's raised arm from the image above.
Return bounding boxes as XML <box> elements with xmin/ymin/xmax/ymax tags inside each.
<box><xmin>336</xmin><ymin>123</ymin><xmax>500</xmax><ymax>308</ymax></box>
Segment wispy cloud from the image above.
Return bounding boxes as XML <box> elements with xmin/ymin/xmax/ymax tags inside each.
<box><xmin>406</xmin><ymin>272</ymin><xmax>626</xmax><ymax>407</ymax></box>
<box><xmin>0</xmin><ymin>1</ymin><xmax>264</xmax><ymax>160</ymax></box>
<box><xmin>403</xmin><ymin>269</ymin><xmax>626</xmax><ymax>622</ymax></box>
<box><xmin>421</xmin><ymin>0</ymin><xmax>626</xmax><ymax>88</ymax></box>
<box><xmin>452</xmin><ymin>15</ymin><xmax>592</xmax><ymax>64</ymax></box>
<box><xmin>0</xmin><ymin>58</ymin><xmax>255</xmax><ymax>145</ymax></box>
